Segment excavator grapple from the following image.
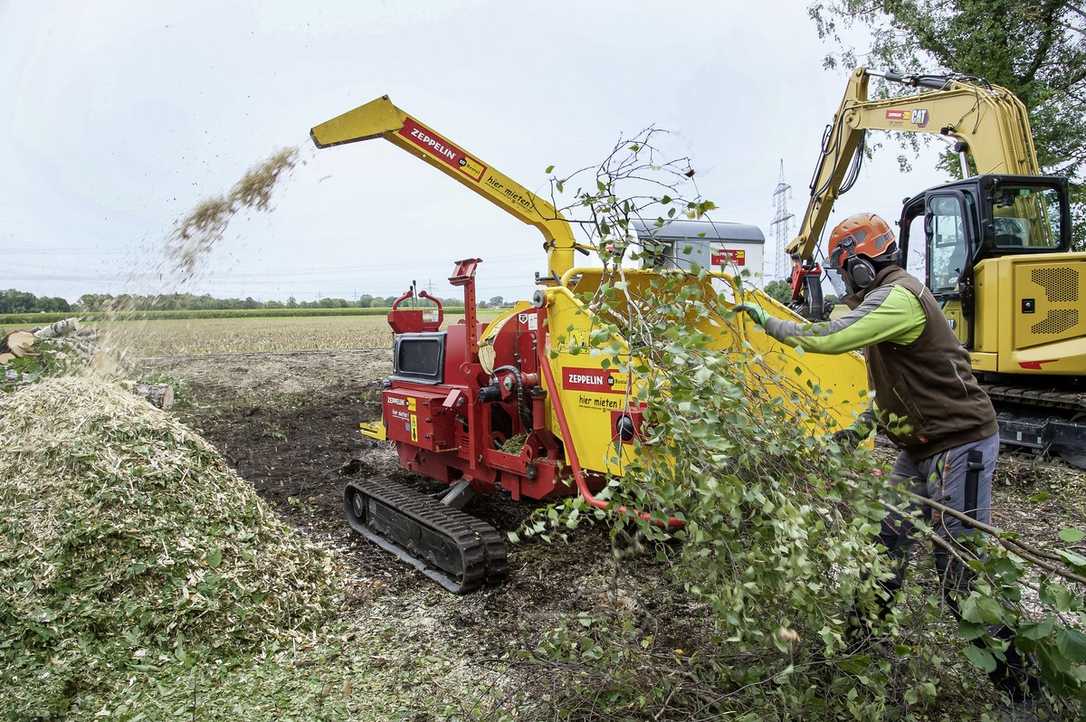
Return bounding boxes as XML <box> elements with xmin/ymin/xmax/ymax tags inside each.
<box><xmin>311</xmin><ymin>96</ymin><xmax>870</xmax><ymax>590</ymax></box>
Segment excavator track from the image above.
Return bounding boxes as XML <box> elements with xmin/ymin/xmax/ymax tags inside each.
<box><xmin>984</xmin><ymin>384</ymin><xmax>1086</xmax><ymax>415</ymax></box>
<box><xmin>983</xmin><ymin>383</ymin><xmax>1086</xmax><ymax>469</ymax></box>
<box><xmin>344</xmin><ymin>478</ymin><xmax>507</xmax><ymax>594</ymax></box>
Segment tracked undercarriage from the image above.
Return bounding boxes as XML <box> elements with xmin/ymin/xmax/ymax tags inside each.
<box><xmin>985</xmin><ymin>383</ymin><xmax>1086</xmax><ymax>469</ymax></box>
<box><xmin>344</xmin><ymin>479</ymin><xmax>507</xmax><ymax>593</ymax></box>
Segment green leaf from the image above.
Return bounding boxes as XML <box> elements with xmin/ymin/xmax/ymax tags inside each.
<box><xmin>1058</xmin><ymin>549</ymin><xmax>1086</xmax><ymax>569</ymax></box>
<box><xmin>206</xmin><ymin>548</ymin><xmax>222</xmax><ymax>569</ymax></box>
<box><xmin>1040</xmin><ymin>583</ymin><xmax>1073</xmax><ymax>611</ymax></box>
<box><xmin>958</xmin><ymin>621</ymin><xmax>986</xmax><ymax>641</ymax></box>
<box><xmin>1059</xmin><ymin>527</ymin><xmax>1085</xmax><ymax>544</ymax></box>
<box><xmin>545</xmin><ymin>165</ymin><xmax>554</xmax><ymax>174</ymax></box>
<box><xmin>962</xmin><ymin>645</ymin><xmax>996</xmax><ymax>673</ymax></box>
<box><xmin>1018</xmin><ymin>618</ymin><xmax>1054</xmax><ymax>641</ymax></box>
<box><xmin>1057</xmin><ymin>628</ymin><xmax>1086</xmax><ymax>663</ymax></box>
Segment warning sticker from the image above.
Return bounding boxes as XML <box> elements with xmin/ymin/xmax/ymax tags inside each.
<box><xmin>399</xmin><ymin>117</ymin><xmax>487</xmax><ymax>182</ymax></box>
<box><xmin>518</xmin><ymin>312</ymin><xmax>538</xmax><ymax>331</ymax></box>
<box><xmin>885</xmin><ymin>109</ymin><xmax>906</xmax><ymax>121</ymax></box>
<box><xmin>562</xmin><ymin>367</ymin><xmax>626</xmax><ymax>394</ymax></box>
<box><xmin>711</xmin><ymin>248</ymin><xmax>746</xmax><ymax>266</ymax></box>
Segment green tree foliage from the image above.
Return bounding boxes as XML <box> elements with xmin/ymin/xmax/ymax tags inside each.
<box><xmin>0</xmin><ymin>289</ymin><xmax>70</xmax><ymax>314</ymax></box>
<box><xmin>763</xmin><ymin>279</ymin><xmax>794</xmax><ymax>304</ymax></box>
<box><xmin>808</xmin><ymin>0</ymin><xmax>1086</xmax><ymax>248</ymax></box>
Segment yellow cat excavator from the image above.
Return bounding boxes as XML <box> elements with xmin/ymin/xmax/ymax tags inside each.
<box><xmin>789</xmin><ymin>67</ymin><xmax>1086</xmax><ymax>466</ymax></box>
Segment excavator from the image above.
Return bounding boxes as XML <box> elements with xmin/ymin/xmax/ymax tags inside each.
<box><xmin>788</xmin><ymin>67</ymin><xmax>1086</xmax><ymax>467</ymax></box>
<box><xmin>310</xmin><ymin>96</ymin><xmax>870</xmax><ymax>591</ymax></box>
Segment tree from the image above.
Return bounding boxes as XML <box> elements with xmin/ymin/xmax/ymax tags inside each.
<box><xmin>488</xmin><ymin>296</ymin><xmax>505</xmax><ymax>308</ymax></box>
<box><xmin>763</xmin><ymin>279</ymin><xmax>793</xmax><ymax>305</ymax></box>
<box><xmin>808</xmin><ymin>0</ymin><xmax>1086</xmax><ymax>248</ymax></box>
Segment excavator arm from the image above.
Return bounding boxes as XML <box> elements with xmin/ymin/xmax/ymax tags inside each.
<box><xmin>311</xmin><ymin>96</ymin><xmax>582</xmax><ymax>280</ymax></box>
<box><xmin>788</xmin><ymin>67</ymin><xmax>1040</xmax><ymax>264</ymax></box>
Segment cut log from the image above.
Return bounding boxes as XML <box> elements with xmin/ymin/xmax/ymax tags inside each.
<box><xmin>1</xmin><ymin>331</ymin><xmax>37</xmax><ymax>359</ymax></box>
<box><xmin>34</xmin><ymin>318</ymin><xmax>80</xmax><ymax>339</ymax></box>
<box><xmin>133</xmin><ymin>383</ymin><xmax>175</xmax><ymax>410</ymax></box>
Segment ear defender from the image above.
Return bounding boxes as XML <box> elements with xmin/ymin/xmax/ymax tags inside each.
<box><xmin>845</xmin><ymin>255</ymin><xmax>877</xmax><ymax>288</ymax></box>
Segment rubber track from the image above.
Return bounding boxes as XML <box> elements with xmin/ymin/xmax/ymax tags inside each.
<box><xmin>344</xmin><ymin>478</ymin><xmax>506</xmax><ymax>594</ymax></box>
<box><xmin>984</xmin><ymin>384</ymin><xmax>1086</xmax><ymax>415</ymax></box>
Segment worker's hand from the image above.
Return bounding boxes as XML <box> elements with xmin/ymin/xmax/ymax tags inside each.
<box><xmin>832</xmin><ymin>427</ymin><xmax>864</xmax><ymax>451</ymax></box>
<box><xmin>734</xmin><ymin>303</ymin><xmax>769</xmax><ymax>327</ymax></box>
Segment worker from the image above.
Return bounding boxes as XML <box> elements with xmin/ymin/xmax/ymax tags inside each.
<box><xmin>736</xmin><ymin>213</ymin><xmax>1035</xmax><ymax>701</ymax></box>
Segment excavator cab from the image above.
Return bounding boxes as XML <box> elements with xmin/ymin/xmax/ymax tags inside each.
<box><xmin>899</xmin><ymin>174</ymin><xmax>1072</xmax><ymax>326</ymax></box>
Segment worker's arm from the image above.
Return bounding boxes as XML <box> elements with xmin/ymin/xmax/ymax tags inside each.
<box><xmin>761</xmin><ymin>284</ymin><xmax>925</xmax><ymax>354</ymax></box>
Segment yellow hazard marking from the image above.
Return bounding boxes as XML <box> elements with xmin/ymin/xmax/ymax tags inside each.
<box><xmin>407</xmin><ymin>397</ymin><xmax>417</xmax><ymax>411</ymax></box>
<box><xmin>410</xmin><ymin>414</ymin><xmax>418</xmax><ymax>442</ymax></box>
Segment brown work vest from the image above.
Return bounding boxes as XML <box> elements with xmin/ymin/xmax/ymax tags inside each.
<box><xmin>850</xmin><ymin>266</ymin><xmax>997</xmax><ymax>458</ymax></box>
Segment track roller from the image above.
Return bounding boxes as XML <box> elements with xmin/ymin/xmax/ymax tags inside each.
<box><xmin>344</xmin><ymin>478</ymin><xmax>507</xmax><ymax>593</ymax></box>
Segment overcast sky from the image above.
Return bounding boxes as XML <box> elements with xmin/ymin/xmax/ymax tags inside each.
<box><xmin>1</xmin><ymin>0</ymin><xmax>949</xmax><ymax>303</ymax></box>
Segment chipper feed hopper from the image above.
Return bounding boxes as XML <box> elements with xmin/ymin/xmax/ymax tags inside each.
<box><xmin>311</xmin><ymin>97</ymin><xmax>869</xmax><ymax>592</ymax></box>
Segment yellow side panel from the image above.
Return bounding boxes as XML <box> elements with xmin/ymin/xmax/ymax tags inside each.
<box><xmin>970</xmin><ymin>352</ymin><xmax>999</xmax><ymax>372</ymax></box>
<box><xmin>1010</xmin><ymin>259</ymin><xmax>1086</xmax><ymax>351</ymax></box>
<box><xmin>541</xmin><ymin>271</ymin><xmax>870</xmax><ymax>475</ymax></box>
<box><xmin>972</xmin><ymin>260</ymin><xmax>999</xmax><ymax>354</ymax></box>
<box><xmin>941</xmin><ymin>300</ymin><xmax>968</xmax><ymax>346</ymax></box>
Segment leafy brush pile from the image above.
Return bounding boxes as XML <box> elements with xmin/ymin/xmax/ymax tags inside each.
<box><xmin>522</xmin><ymin>133</ymin><xmax>1086</xmax><ymax>719</ymax></box>
<box><xmin>0</xmin><ymin>375</ymin><xmax>342</xmax><ymax>716</ymax></box>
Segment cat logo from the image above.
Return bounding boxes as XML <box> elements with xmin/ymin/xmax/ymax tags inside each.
<box><xmin>911</xmin><ymin>109</ymin><xmax>929</xmax><ymax>127</ymax></box>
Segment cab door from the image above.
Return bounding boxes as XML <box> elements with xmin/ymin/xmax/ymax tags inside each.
<box><xmin>924</xmin><ymin>191</ymin><xmax>975</xmax><ymax>346</ymax></box>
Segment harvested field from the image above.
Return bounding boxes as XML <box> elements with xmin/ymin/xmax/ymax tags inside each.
<box><xmin>93</xmin><ymin>312</ymin><xmax>500</xmax><ymax>357</ymax></box>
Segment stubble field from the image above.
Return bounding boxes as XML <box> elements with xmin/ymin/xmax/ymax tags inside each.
<box><xmin>97</xmin><ymin>311</ymin><xmax>501</xmax><ymax>357</ymax></box>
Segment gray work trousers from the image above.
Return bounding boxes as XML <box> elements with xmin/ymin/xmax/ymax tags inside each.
<box><xmin>878</xmin><ymin>432</ymin><xmax>999</xmax><ymax>613</ymax></box>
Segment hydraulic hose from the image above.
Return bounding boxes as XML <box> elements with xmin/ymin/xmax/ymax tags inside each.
<box><xmin>534</xmin><ymin>305</ymin><xmax>684</xmax><ymax>529</ymax></box>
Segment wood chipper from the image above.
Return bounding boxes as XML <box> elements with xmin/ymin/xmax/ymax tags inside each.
<box><xmin>310</xmin><ymin>97</ymin><xmax>870</xmax><ymax>593</ymax></box>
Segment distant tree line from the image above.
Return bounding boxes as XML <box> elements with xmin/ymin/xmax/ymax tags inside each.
<box><xmin>2</xmin><ymin>290</ymin><xmax>512</xmax><ymax>314</ymax></box>
<box><xmin>0</xmin><ymin>289</ymin><xmax>72</xmax><ymax>314</ymax></box>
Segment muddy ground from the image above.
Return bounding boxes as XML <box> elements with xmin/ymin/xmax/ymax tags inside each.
<box><xmin>140</xmin><ymin>349</ymin><xmax>1086</xmax><ymax>717</ymax></box>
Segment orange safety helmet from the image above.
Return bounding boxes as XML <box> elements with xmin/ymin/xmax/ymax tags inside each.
<box><xmin>827</xmin><ymin>213</ymin><xmax>898</xmax><ymax>290</ymax></box>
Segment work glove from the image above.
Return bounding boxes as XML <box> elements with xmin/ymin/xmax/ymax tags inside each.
<box><xmin>832</xmin><ymin>427</ymin><xmax>865</xmax><ymax>451</ymax></box>
<box><xmin>832</xmin><ymin>410</ymin><xmax>876</xmax><ymax>451</ymax></box>
<box><xmin>734</xmin><ymin>303</ymin><xmax>769</xmax><ymax>326</ymax></box>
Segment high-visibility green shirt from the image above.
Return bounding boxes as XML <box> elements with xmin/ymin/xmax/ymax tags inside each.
<box><xmin>763</xmin><ymin>284</ymin><xmax>926</xmax><ymax>353</ymax></box>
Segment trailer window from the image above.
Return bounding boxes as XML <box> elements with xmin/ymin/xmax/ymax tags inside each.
<box><xmin>991</xmin><ymin>184</ymin><xmax>1063</xmax><ymax>249</ymax></box>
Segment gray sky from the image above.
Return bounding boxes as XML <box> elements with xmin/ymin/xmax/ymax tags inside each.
<box><xmin>1</xmin><ymin>0</ymin><xmax>948</xmax><ymax>303</ymax></box>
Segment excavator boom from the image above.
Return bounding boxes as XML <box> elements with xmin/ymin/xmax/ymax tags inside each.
<box><xmin>788</xmin><ymin>67</ymin><xmax>1040</xmax><ymax>261</ymax></box>
<box><xmin>311</xmin><ymin>96</ymin><xmax>579</xmax><ymax>279</ymax></box>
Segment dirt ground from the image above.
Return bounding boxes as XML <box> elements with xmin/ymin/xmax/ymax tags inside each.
<box><xmin>139</xmin><ymin>349</ymin><xmax>1086</xmax><ymax>716</ymax></box>
<box><xmin>140</xmin><ymin>350</ymin><xmax>669</xmax><ymax>666</ymax></box>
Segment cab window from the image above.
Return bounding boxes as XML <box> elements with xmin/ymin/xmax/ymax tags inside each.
<box><xmin>928</xmin><ymin>195</ymin><xmax>969</xmax><ymax>294</ymax></box>
<box><xmin>990</xmin><ymin>184</ymin><xmax>1063</xmax><ymax>249</ymax></box>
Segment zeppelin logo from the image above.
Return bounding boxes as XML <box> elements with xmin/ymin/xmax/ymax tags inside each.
<box><xmin>398</xmin><ymin>118</ymin><xmax>487</xmax><ymax>182</ymax></box>
<box><xmin>885</xmin><ymin>109</ymin><xmax>906</xmax><ymax>121</ymax></box>
<box><xmin>711</xmin><ymin>248</ymin><xmax>746</xmax><ymax>266</ymax></box>
<box><xmin>563</xmin><ymin>367</ymin><xmax>622</xmax><ymax>393</ymax></box>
